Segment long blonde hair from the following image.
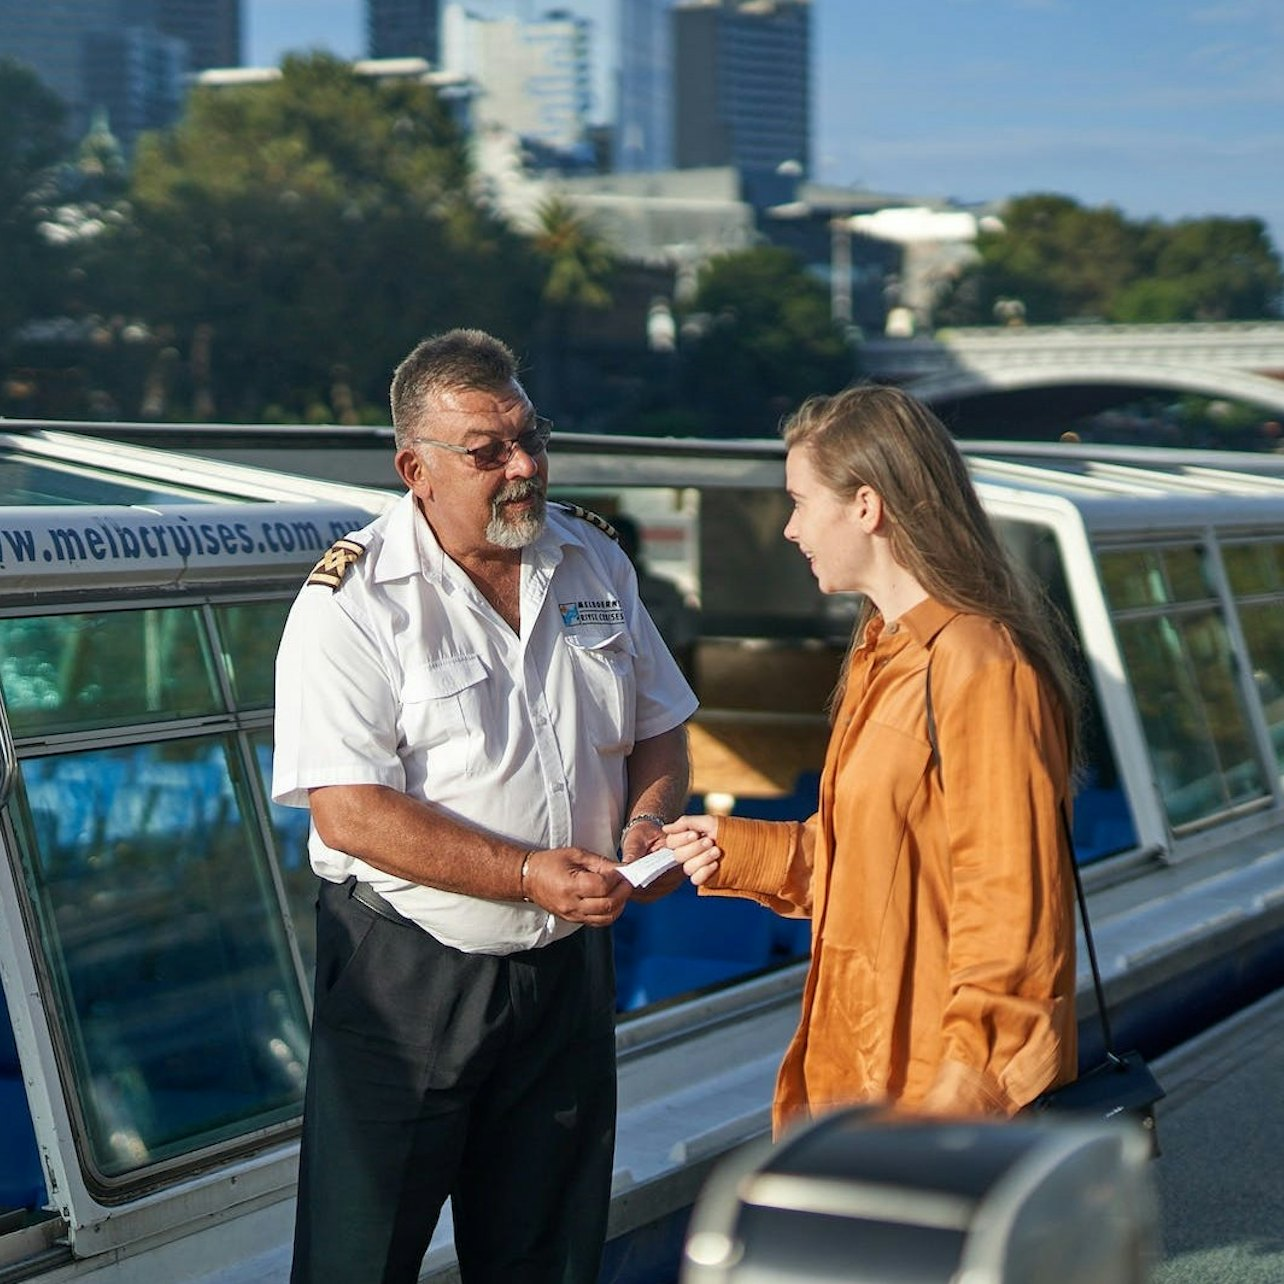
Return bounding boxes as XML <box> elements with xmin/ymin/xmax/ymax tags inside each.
<box><xmin>783</xmin><ymin>384</ymin><xmax>1080</xmax><ymax>758</ymax></box>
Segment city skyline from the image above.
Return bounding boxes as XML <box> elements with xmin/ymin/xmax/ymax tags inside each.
<box><xmin>238</xmin><ymin>0</ymin><xmax>1282</xmax><ymax>250</ymax></box>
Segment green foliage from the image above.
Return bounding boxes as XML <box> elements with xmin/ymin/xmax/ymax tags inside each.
<box><xmin>0</xmin><ymin>58</ymin><xmax>67</xmax><ymax>208</ymax></box>
<box><xmin>529</xmin><ymin>196</ymin><xmax>615</xmax><ymax>422</ymax></box>
<box><xmin>533</xmin><ymin>197</ymin><xmax>614</xmax><ymax>313</ymax></box>
<box><xmin>679</xmin><ymin>246</ymin><xmax>855</xmax><ymax>436</ymax></box>
<box><xmin>945</xmin><ymin>194</ymin><xmax>1142</xmax><ymax>324</ymax></box>
<box><xmin>84</xmin><ymin>54</ymin><xmax>542</xmax><ymax>421</ymax></box>
<box><xmin>940</xmin><ymin>194</ymin><xmax>1282</xmax><ymax>326</ymax></box>
<box><xmin>0</xmin><ymin>59</ymin><xmax>69</xmax><ymax>357</ymax></box>
<box><xmin>1115</xmin><ymin>216</ymin><xmax>1283</xmax><ymax>322</ymax></box>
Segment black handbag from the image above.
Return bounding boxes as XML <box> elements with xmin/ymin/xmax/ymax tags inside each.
<box><xmin>925</xmin><ymin>661</ymin><xmax>1165</xmax><ymax>1152</ymax></box>
<box><xmin>1025</xmin><ymin>801</ymin><xmax>1165</xmax><ymax>1151</ymax></box>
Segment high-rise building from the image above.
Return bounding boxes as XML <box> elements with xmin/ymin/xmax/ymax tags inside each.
<box><xmin>367</xmin><ymin>0</ymin><xmax>440</xmax><ymax>64</ymax></box>
<box><xmin>616</xmin><ymin>0</ymin><xmax>672</xmax><ymax>172</ymax></box>
<box><xmin>82</xmin><ymin>22</ymin><xmax>187</xmax><ymax>144</ymax></box>
<box><xmin>672</xmin><ymin>0</ymin><xmax>810</xmax><ymax>182</ymax></box>
<box><xmin>0</xmin><ymin>0</ymin><xmax>206</xmax><ymax>142</ymax></box>
<box><xmin>442</xmin><ymin>3</ymin><xmax>591</xmax><ymax>159</ymax></box>
<box><xmin>151</xmin><ymin>0</ymin><xmax>240</xmax><ymax>70</ymax></box>
<box><xmin>0</xmin><ymin>0</ymin><xmax>117</xmax><ymax>116</ymax></box>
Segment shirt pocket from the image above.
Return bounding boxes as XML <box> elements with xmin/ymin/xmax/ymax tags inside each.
<box><xmin>563</xmin><ymin>629</ymin><xmax>637</xmax><ymax>756</ymax></box>
<box><xmin>399</xmin><ymin>653</ymin><xmax>488</xmax><ymax>777</ymax></box>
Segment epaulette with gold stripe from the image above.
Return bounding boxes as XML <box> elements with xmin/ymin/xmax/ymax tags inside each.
<box><xmin>306</xmin><ymin>538</ymin><xmax>366</xmax><ymax>590</ymax></box>
<box><xmin>553</xmin><ymin>501</ymin><xmax>618</xmax><ymax>542</ymax></box>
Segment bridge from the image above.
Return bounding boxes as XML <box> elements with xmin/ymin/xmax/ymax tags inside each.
<box><xmin>861</xmin><ymin>321</ymin><xmax>1284</xmax><ymax>432</ymax></box>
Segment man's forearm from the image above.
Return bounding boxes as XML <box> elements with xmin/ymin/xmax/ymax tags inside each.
<box><xmin>308</xmin><ymin>782</ymin><xmax>631</xmax><ymax>924</ymax></box>
<box><xmin>309</xmin><ymin>783</ymin><xmax>529</xmax><ymax>901</ymax></box>
<box><xmin>624</xmin><ymin>724</ymin><xmax>692</xmax><ymax>824</ymax></box>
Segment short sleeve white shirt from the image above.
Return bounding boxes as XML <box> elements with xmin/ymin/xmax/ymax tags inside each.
<box><xmin>272</xmin><ymin>493</ymin><xmax>697</xmax><ymax>954</ymax></box>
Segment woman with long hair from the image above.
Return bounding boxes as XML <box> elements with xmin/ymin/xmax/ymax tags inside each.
<box><xmin>664</xmin><ymin>384</ymin><xmax>1080</xmax><ymax>1131</ymax></box>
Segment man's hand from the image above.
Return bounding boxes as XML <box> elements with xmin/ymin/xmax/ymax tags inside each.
<box><xmin>523</xmin><ymin>847</ymin><xmax>631</xmax><ymax>924</ymax></box>
<box><xmin>621</xmin><ymin>818</ymin><xmax>683</xmax><ymax>902</ymax></box>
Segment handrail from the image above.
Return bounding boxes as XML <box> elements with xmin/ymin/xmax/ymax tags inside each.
<box><xmin>0</xmin><ymin>698</ymin><xmax>15</xmax><ymax>809</ymax></box>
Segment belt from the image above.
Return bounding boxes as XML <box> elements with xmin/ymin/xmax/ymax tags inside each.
<box><xmin>349</xmin><ymin>879</ymin><xmax>407</xmax><ymax>925</ymax></box>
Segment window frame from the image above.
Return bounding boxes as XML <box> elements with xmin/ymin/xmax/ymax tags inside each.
<box><xmin>0</xmin><ymin>586</ymin><xmax>310</xmax><ymax>1204</ymax></box>
<box><xmin>1095</xmin><ymin>527</ymin><xmax>1284</xmax><ymax>844</ymax></box>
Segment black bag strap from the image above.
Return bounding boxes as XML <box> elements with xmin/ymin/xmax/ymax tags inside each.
<box><xmin>925</xmin><ymin>658</ymin><xmax>1122</xmax><ymax>1065</ymax></box>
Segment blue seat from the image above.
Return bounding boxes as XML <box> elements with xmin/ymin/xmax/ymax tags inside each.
<box><xmin>620</xmin><ymin>955</ymin><xmax>757</xmax><ymax>1009</ymax></box>
<box><xmin>1073</xmin><ymin>785</ymin><xmax>1137</xmax><ymax>865</ymax></box>
<box><xmin>615</xmin><ymin>865</ymin><xmax>777</xmax><ymax>1010</ymax></box>
<box><xmin>0</xmin><ymin>990</ymin><xmax>47</xmax><ymax>1212</ymax></box>
<box><xmin>614</xmin><ymin>777</ymin><xmax>821</xmax><ymax>1011</ymax></box>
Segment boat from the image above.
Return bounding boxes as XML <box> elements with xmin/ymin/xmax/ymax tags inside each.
<box><xmin>1</xmin><ymin>422</ymin><xmax>1282</xmax><ymax>1281</ymax></box>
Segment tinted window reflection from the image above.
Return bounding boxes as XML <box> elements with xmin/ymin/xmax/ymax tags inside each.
<box><xmin>16</xmin><ymin>738</ymin><xmax>308</xmax><ymax>1178</ymax></box>
<box><xmin>1104</xmin><ymin>543</ymin><xmax>1270</xmax><ymax>830</ymax></box>
<box><xmin>1239</xmin><ymin>602</ymin><xmax>1284</xmax><ymax>777</ymax></box>
<box><xmin>1098</xmin><ymin>549</ymin><xmax>1166</xmax><ymax>609</ymax></box>
<box><xmin>997</xmin><ymin>520</ymin><xmax>1136</xmax><ymax>863</ymax></box>
<box><xmin>1223</xmin><ymin>542</ymin><xmax>1282</xmax><ymax>596</ymax></box>
<box><xmin>215</xmin><ymin>600</ymin><xmax>293</xmax><ymax>709</ymax></box>
<box><xmin>251</xmin><ymin>727</ymin><xmax>316</xmax><ymax>975</ymax></box>
<box><xmin>1224</xmin><ymin>541</ymin><xmax>1284</xmax><ymax>779</ymax></box>
<box><xmin>0</xmin><ymin>609</ymin><xmax>221</xmax><ymax>737</ymax></box>
<box><xmin>0</xmin><ymin>459</ymin><xmax>212</xmax><ymax>507</ymax></box>
<box><xmin>1163</xmin><ymin>546</ymin><xmax>1210</xmax><ymax>602</ymax></box>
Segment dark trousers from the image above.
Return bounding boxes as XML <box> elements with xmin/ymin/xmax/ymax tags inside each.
<box><xmin>291</xmin><ymin>878</ymin><xmax>617</xmax><ymax>1284</ymax></box>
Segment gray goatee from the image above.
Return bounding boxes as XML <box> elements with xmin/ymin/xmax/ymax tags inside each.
<box><xmin>487</xmin><ymin>478</ymin><xmax>546</xmax><ymax>548</ymax></box>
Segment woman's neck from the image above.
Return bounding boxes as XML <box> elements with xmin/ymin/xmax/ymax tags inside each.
<box><xmin>867</xmin><ymin>566</ymin><xmax>928</xmax><ymax>627</ymax></box>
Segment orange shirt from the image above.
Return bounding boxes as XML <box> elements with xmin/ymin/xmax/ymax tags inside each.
<box><xmin>703</xmin><ymin>597</ymin><xmax>1077</xmax><ymax>1133</ymax></box>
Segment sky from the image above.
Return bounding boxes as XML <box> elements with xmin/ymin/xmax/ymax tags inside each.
<box><xmin>245</xmin><ymin>0</ymin><xmax>1284</xmax><ymax>250</ymax></box>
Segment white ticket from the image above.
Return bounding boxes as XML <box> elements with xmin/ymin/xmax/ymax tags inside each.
<box><xmin>618</xmin><ymin>849</ymin><xmax>681</xmax><ymax>889</ymax></box>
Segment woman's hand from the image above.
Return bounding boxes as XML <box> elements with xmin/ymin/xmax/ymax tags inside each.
<box><xmin>662</xmin><ymin>815</ymin><xmax>722</xmax><ymax>886</ymax></box>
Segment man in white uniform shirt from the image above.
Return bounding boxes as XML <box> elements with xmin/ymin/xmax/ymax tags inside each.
<box><xmin>273</xmin><ymin>329</ymin><xmax>695</xmax><ymax>1284</ymax></box>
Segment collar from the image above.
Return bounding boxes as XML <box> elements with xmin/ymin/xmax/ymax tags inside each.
<box><xmin>372</xmin><ymin>492</ymin><xmax>441</xmax><ymax>584</ymax></box>
<box><xmin>864</xmin><ymin>596</ymin><xmax>960</xmax><ymax>652</ymax></box>
<box><xmin>899</xmin><ymin>596</ymin><xmax>961</xmax><ymax>650</ymax></box>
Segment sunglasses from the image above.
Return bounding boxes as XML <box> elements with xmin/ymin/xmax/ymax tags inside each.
<box><xmin>411</xmin><ymin>417</ymin><xmax>553</xmax><ymax>471</ymax></box>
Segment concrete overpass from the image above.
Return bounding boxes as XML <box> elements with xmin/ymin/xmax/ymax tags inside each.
<box><xmin>862</xmin><ymin>322</ymin><xmax>1284</xmax><ymax>429</ymax></box>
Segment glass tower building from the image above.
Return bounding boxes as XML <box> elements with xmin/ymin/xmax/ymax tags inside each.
<box><xmin>672</xmin><ymin>0</ymin><xmax>810</xmax><ymax>180</ymax></box>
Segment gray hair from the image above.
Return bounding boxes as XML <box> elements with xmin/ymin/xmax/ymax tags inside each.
<box><xmin>390</xmin><ymin>329</ymin><xmax>520</xmax><ymax>448</ymax></box>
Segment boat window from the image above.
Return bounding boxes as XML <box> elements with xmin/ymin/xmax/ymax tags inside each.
<box><xmin>1222</xmin><ymin>539</ymin><xmax>1284</xmax><ymax>779</ymax></box>
<box><xmin>12</xmin><ymin>736</ymin><xmax>308</xmax><ymax>1183</ymax></box>
<box><xmin>1099</xmin><ymin>543</ymin><xmax>1269</xmax><ymax>829</ymax></box>
<box><xmin>995</xmin><ymin>519</ymin><xmax>1136</xmax><ymax>863</ymax></box>
<box><xmin>0</xmin><ymin>608</ymin><xmax>221</xmax><ymax>737</ymax></box>
<box><xmin>0</xmin><ymin>458</ymin><xmax>214</xmax><ymax>507</ymax></box>
<box><xmin>214</xmin><ymin>599</ymin><xmax>294</xmax><ymax>709</ymax></box>
<box><xmin>250</xmin><ymin>726</ymin><xmax>316</xmax><ymax>975</ymax></box>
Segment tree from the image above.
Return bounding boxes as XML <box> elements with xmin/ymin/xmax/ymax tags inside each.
<box><xmin>0</xmin><ymin>59</ymin><xmax>69</xmax><ymax>362</ymax></box>
<box><xmin>530</xmin><ymin>196</ymin><xmax>614</xmax><ymax>424</ymax></box>
<box><xmin>942</xmin><ymin>194</ymin><xmax>1142</xmax><ymax>325</ymax></box>
<box><xmin>679</xmin><ymin>246</ymin><xmax>855</xmax><ymax>436</ymax></box>
<box><xmin>87</xmin><ymin>54</ymin><xmax>543</xmax><ymax>422</ymax></box>
<box><xmin>1113</xmin><ymin>216</ymin><xmax>1282</xmax><ymax>322</ymax></box>
<box><xmin>939</xmin><ymin>193</ymin><xmax>1283</xmax><ymax>326</ymax></box>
